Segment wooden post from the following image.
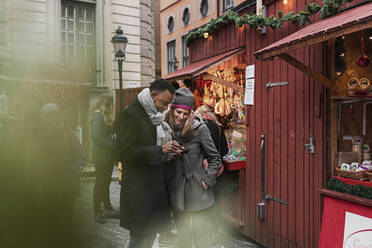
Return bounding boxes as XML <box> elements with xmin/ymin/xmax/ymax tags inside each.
<box><xmin>278</xmin><ymin>53</ymin><xmax>342</xmax><ymax>94</ymax></box>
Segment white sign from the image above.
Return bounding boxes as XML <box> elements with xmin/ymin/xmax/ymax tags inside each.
<box><xmin>244</xmin><ymin>65</ymin><xmax>255</xmax><ymax>105</ymax></box>
<box><xmin>246</xmin><ymin>65</ymin><xmax>255</xmax><ymax>78</ymax></box>
<box><xmin>256</xmin><ymin>0</ymin><xmax>263</xmax><ymax>15</ymax></box>
<box><xmin>343</xmin><ymin>212</ymin><xmax>372</xmax><ymax>248</ymax></box>
<box><xmin>127</xmin><ymin>82</ymin><xmax>141</xmax><ymax>88</ymax></box>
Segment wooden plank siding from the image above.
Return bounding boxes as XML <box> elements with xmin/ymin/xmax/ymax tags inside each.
<box><xmin>188</xmin><ymin>1</ymin><xmax>366</xmax><ymax>247</ymax></box>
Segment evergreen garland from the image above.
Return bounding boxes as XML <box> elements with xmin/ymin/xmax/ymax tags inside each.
<box><xmin>326</xmin><ymin>177</ymin><xmax>372</xmax><ymax>200</ymax></box>
<box><xmin>186</xmin><ymin>0</ymin><xmax>354</xmax><ymax>45</ymax></box>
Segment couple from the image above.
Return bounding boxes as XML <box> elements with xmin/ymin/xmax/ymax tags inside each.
<box><xmin>116</xmin><ymin>79</ymin><xmax>221</xmax><ymax>248</ymax></box>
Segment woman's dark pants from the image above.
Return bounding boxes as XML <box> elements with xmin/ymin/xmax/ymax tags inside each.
<box><xmin>93</xmin><ymin>156</ymin><xmax>114</xmax><ymax>214</ymax></box>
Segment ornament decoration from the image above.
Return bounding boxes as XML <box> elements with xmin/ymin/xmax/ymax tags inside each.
<box><xmin>186</xmin><ymin>0</ymin><xmax>354</xmax><ymax>45</ymax></box>
<box><xmin>356</xmin><ymin>30</ymin><xmax>370</xmax><ymax>68</ymax></box>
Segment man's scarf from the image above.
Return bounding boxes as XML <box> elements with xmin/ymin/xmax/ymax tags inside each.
<box><xmin>138</xmin><ymin>88</ymin><xmax>173</xmax><ymax>146</ymax></box>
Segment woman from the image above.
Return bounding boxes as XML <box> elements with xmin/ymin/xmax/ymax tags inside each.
<box><xmin>91</xmin><ymin>94</ymin><xmax>118</xmax><ymax>224</ymax></box>
<box><xmin>165</xmin><ymin>88</ymin><xmax>221</xmax><ymax>248</ymax></box>
<box><xmin>195</xmin><ymin>105</ymin><xmax>229</xmax><ymax>245</ymax></box>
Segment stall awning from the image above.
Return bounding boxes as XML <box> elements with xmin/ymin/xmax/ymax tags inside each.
<box><xmin>254</xmin><ymin>2</ymin><xmax>372</xmax><ymax>94</ymax></box>
<box><xmin>164</xmin><ymin>47</ymin><xmax>245</xmax><ymax>81</ymax></box>
<box><xmin>255</xmin><ymin>2</ymin><xmax>372</xmax><ymax>60</ymax></box>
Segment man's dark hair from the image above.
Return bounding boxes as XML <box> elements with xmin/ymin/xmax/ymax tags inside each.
<box><xmin>149</xmin><ymin>79</ymin><xmax>176</xmax><ymax>94</ymax></box>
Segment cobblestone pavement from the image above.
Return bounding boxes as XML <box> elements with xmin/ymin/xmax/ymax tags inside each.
<box><xmin>74</xmin><ymin>168</ymin><xmax>262</xmax><ymax>248</ymax></box>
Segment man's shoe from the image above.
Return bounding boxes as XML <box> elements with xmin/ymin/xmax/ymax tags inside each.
<box><xmin>104</xmin><ymin>209</ymin><xmax>120</xmax><ymax>219</ymax></box>
<box><xmin>95</xmin><ymin>213</ymin><xmax>106</xmax><ymax>224</ymax></box>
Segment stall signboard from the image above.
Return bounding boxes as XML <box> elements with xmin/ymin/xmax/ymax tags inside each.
<box><xmin>343</xmin><ymin>212</ymin><xmax>372</xmax><ymax>247</ymax></box>
<box><xmin>244</xmin><ymin>65</ymin><xmax>255</xmax><ymax>105</ymax></box>
<box><xmin>318</xmin><ymin>196</ymin><xmax>372</xmax><ymax>248</ymax></box>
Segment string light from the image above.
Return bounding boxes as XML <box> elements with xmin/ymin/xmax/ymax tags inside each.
<box><xmin>203</xmin><ymin>32</ymin><xmax>209</xmax><ymax>39</ymax></box>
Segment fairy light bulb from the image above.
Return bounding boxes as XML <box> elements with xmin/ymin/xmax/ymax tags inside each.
<box><xmin>203</xmin><ymin>32</ymin><xmax>209</xmax><ymax>39</ymax></box>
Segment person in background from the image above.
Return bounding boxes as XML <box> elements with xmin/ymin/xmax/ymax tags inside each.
<box><xmin>115</xmin><ymin>79</ymin><xmax>180</xmax><ymax>248</ymax></box>
<box><xmin>38</xmin><ymin>103</ymin><xmax>86</xmax><ymax>247</ymax></box>
<box><xmin>165</xmin><ymin>88</ymin><xmax>221</xmax><ymax>248</ymax></box>
<box><xmin>171</xmin><ymin>81</ymin><xmax>180</xmax><ymax>90</ymax></box>
<box><xmin>195</xmin><ymin>105</ymin><xmax>229</xmax><ymax>245</ymax></box>
<box><xmin>91</xmin><ymin>94</ymin><xmax>119</xmax><ymax>224</ymax></box>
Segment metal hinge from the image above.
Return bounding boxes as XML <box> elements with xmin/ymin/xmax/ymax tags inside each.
<box><xmin>266</xmin><ymin>81</ymin><xmax>288</xmax><ymax>90</ymax></box>
<box><xmin>266</xmin><ymin>194</ymin><xmax>288</xmax><ymax>205</ymax></box>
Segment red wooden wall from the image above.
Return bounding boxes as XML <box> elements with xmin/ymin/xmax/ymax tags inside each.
<box><xmin>187</xmin><ymin>0</ymin><xmax>350</xmax><ymax>247</ymax></box>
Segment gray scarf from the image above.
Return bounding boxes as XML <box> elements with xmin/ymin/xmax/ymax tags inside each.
<box><xmin>138</xmin><ymin>88</ymin><xmax>173</xmax><ymax>146</ymax></box>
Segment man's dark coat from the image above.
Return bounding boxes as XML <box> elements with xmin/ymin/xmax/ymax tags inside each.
<box><xmin>115</xmin><ymin>98</ymin><xmax>170</xmax><ymax>234</ymax></box>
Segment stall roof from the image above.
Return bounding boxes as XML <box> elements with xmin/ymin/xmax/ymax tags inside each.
<box><xmin>255</xmin><ymin>2</ymin><xmax>372</xmax><ymax>60</ymax></box>
<box><xmin>164</xmin><ymin>47</ymin><xmax>245</xmax><ymax>81</ymax></box>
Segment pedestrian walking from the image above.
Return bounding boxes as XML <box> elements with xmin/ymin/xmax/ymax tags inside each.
<box><xmin>195</xmin><ymin>105</ymin><xmax>229</xmax><ymax>245</ymax></box>
<box><xmin>91</xmin><ymin>94</ymin><xmax>119</xmax><ymax>224</ymax></box>
<box><xmin>115</xmin><ymin>79</ymin><xmax>180</xmax><ymax>248</ymax></box>
<box><xmin>165</xmin><ymin>88</ymin><xmax>221</xmax><ymax>248</ymax></box>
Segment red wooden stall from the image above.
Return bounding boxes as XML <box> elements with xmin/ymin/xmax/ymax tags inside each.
<box><xmin>166</xmin><ymin>0</ymin><xmax>372</xmax><ymax>247</ymax></box>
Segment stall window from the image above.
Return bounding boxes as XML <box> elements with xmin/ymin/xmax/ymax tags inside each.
<box><xmin>182</xmin><ymin>7</ymin><xmax>190</xmax><ymax>26</ymax></box>
<box><xmin>168</xmin><ymin>16</ymin><xmax>175</xmax><ymax>33</ymax></box>
<box><xmin>167</xmin><ymin>40</ymin><xmax>176</xmax><ymax>74</ymax></box>
<box><xmin>222</xmin><ymin>0</ymin><xmax>234</xmax><ymax>12</ymax></box>
<box><xmin>61</xmin><ymin>1</ymin><xmax>95</xmax><ymax>67</ymax></box>
<box><xmin>182</xmin><ymin>36</ymin><xmax>189</xmax><ymax>67</ymax></box>
<box><xmin>200</xmin><ymin>0</ymin><xmax>209</xmax><ymax>17</ymax></box>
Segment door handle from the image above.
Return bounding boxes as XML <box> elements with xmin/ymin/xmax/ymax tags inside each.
<box><xmin>304</xmin><ymin>137</ymin><xmax>315</xmax><ymax>154</ymax></box>
<box><xmin>257</xmin><ymin>134</ymin><xmax>266</xmax><ymax>220</ymax></box>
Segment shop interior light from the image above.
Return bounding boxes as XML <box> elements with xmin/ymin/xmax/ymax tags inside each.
<box><xmin>203</xmin><ymin>32</ymin><xmax>209</xmax><ymax>39</ymax></box>
<box><xmin>336</xmin><ymin>71</ymin><xmax>342</xmax><ymax>76</ymax></box>
<box><xmin>283</xmin><ymin>0</ymin><xmax>288</xmax><ymax>4</ymax></box>
<box><xmin>341</xmin><ymin>35</ymin><xmax>345</xmax><ymax>39</ymax></box>
<box><xmin>340</xmin><ymin>53</ymin><xmax>345</xmax><ymax>57</ymax></box>
<box><xmin>369</xmin><ymin>36</ymin><xmax>372</xmax><ymax>40</ymax></box>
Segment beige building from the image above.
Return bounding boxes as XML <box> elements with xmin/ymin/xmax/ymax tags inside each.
<box><xmin>0</xmin><ymin>0</ymin><xmax>159</xmax><ymax>155</ymax></box>
<box><xmin>160</xmin><ymin>0</ymin><xmax>244</xmax><ymax>77</ymax></box>
<box><xmin>0</xmin><ymin>0</ymin><xmax>158</xmax><ymax>93</ymax></box>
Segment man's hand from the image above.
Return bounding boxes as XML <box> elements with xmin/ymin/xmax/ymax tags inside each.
<box><xmin>202</xmin><ymin>181</ymin><xmax>208</xmax><ymax>190</ymax></box>
<box><xmin>162</xmin><ymin>141</ymin><xmax>183</xmax><ymax>154</ymax></box>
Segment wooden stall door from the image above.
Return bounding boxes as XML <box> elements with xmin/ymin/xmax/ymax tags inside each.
<box><xmin>244</xmin><ymin>55</ymin><xmax>326</xmax><ymax>248</ymax></box>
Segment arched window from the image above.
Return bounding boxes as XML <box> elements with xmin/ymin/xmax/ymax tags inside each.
<box><xmin>167</xmin><ymin>16</ymin><xmax>174</xmax><ymax>33</ymax></box>
<box><xmin>200</xmin><ymin>0</ymin><xmax>208</xmax><ymax>17</ymax></box>
<box><xmin>182</xmin><ymin>7</ymin><xmax>190</xmax><ymax>26</ymax></box>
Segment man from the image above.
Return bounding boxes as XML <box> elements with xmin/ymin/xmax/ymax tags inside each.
<box><xmin>115</xmin><ymin>79</ymin><xmax>181</xmax><ymax>248</ymax></box>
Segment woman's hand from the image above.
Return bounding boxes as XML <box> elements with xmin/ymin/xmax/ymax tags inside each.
<box><xmin>202</xmin><ymin>181</ymin><xmax>208</xmax><ymax>190</ymax></box>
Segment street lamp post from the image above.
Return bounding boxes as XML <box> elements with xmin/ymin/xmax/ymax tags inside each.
<box><xmin>111</xmin><ymin>26</ymin><xmax>128</xmax><ymax>111</ymax></box>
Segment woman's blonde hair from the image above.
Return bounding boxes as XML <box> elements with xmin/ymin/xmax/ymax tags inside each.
<box><xmin>91</xmin><ymin>94</ymin><xmax>115</xmax><ymax>126</ymax></box>
<box><xmin>195</xmin><ymin>105</ymin><xmax>222</xmax><ymax>126</ymax></box>
<box><xmin>165</xmin><ymin>108</ymin><xmax>194</xmax><ymax>141</ymax></box>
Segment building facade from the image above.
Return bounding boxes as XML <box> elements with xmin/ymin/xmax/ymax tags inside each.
<box><xmin>160</xmin><ymin>0</ymin><xmax>244</xmax><ymax>77</ymax></box>
<box><xmin>0</xmin><ymin>0</ymin><xmax>157</xmax><ymax>92</ymax></box>
<box><xmin>0</xmin><ymin>0</ymin><xmax>158</xmax><ymax>156</ymax></box>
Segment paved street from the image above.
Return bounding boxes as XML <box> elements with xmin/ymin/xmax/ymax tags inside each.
<box><xmin>74</xmin><ymin>167</ymin><xmax>262</xmax><ymax>248</ymax></box>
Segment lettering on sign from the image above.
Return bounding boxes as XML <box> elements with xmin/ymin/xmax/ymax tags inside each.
<box><xmin>343</xmin><ymin>212</ymin><xmax>372</xmax><ymax>248</ymax></box>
